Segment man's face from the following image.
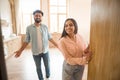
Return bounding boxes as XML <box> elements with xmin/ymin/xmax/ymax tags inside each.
<box><xmin>34</xmin><ymin>13</ymin><xmax>42</xmax><ymax>23</ymax></box>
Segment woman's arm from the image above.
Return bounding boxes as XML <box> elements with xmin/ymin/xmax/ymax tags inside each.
<box><xmin>83</xmin><ymin>44</ymin><xmax>92</xmax><ymax>61</ymax></box>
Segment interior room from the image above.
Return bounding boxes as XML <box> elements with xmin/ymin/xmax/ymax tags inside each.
<box><xmin>1</xmin><ymin>0</ymin><xmax>91</xmax><ymax>80</ymax></box>
<box><xmin>1</xmin><ymin>0</ymin><xmax>120</xmax><ymax>80</ymax></box>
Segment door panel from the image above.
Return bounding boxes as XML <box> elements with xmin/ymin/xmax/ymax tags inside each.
<box><xmin>0</xmin><ymin>18</ymin><xmax>8</xmax><ymax>80</ymax></box>
<box><xmin>88</xmin><ymin>0</ymin><xmax>120</xmax><ymax>80</ymax></box>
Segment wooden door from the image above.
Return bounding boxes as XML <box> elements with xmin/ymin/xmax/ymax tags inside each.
<box><xmin>88</xmin><ymin>0</ymin><xmax>120</xmax><ymax>80</ymax></box>
<box><xmin>0</xmin><ymin>18</ymin><xmax>8</xmax><ymax>80</ymax></box>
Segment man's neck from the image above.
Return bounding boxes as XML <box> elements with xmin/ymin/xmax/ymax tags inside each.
<box><xmin>34</xmin><ymin>22</ymin><xmax>41</xmax><ymax>27</ymax></box>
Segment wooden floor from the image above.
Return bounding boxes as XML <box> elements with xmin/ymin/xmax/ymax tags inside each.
<box><xmin>5</xmin><ymin>48</ymin><xmax>88</xmax><ymax>80</ymax></box>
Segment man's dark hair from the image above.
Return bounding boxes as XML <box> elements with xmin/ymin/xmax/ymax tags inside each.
<box><xmin>33</xmin><ymin>10</ymin><xmax>44</xmax><ymax>16</ymax></box>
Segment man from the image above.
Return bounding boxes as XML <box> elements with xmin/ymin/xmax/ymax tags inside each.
<box><xmin>15</xmin><ymin>10</ymin><xmax>57</xmax><ymax>80</ymax></box>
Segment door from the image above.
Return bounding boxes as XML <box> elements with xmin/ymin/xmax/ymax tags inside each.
<box><xmin>0</xmin><ymin>17</ymin><xmax>8</xmax><ymax>80</ymax></box>
<box><xmin>88</xmin><ymin>0</ymin><xmax>120</xmax><ymax>80</ymax></box>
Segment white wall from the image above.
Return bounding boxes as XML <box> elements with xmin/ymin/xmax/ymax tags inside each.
<box><xmin>68</xmin><ymin>0</ymin><xmax>91</xmax><ymax>43</ymax></box>
<box><xmin>0</xmin><ymin>0</ymin><xmax>12</xmax><ymax>39</ymax></box>
<box><xmin>0</xmin><ymin>0</ymin><xmax>11</xmax><ymax>22</ymax></box>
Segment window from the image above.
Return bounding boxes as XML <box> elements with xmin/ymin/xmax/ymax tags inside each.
<box><xmin>20</xmin><ymin>0</ymin><xmax>40</xmax><ymax>34</ymax></box>
<box><xmin>49</xmin><ymin>0</ymin><xmax>67</xmax><ymax>33</ymax></box>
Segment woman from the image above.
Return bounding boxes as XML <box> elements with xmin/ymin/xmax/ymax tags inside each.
<box><xmin>58</xmin><ymin>18</ymin><xmax>91</xmax><ymax>80</ymax></box>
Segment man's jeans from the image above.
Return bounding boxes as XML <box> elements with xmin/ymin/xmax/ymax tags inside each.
<box><xmin>33</xmin><ymin>52</ymin><xmax>50</xmax><ymax>80</ymax></box>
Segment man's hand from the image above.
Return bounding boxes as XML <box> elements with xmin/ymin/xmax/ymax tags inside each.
<box><xmin>14</xmin><ymin>50</ymin><xmax>22</xmax><ymax>58</ymax></box>
<box><xmin>14</xmin><ymin>42</ymin><xmax>28</xmax><ymax>58</ymax></box>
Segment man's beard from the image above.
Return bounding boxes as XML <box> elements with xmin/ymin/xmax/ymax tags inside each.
<box><xmin>35</xmin><ymin>18</ymin><xmax>41</xmax><ymax>23</ymax></box>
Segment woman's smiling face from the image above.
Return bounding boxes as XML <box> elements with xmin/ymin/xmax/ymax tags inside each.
<box><xmin>65</xmin><ymin>20</ymin><xmax>75</xmax><ymax>35</ymax></box>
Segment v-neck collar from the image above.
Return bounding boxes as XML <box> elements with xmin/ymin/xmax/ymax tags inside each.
<box><xmin>66</xmin><ymin>35</ymin><xmax>77</xmax><ymax>43</ymax></box>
